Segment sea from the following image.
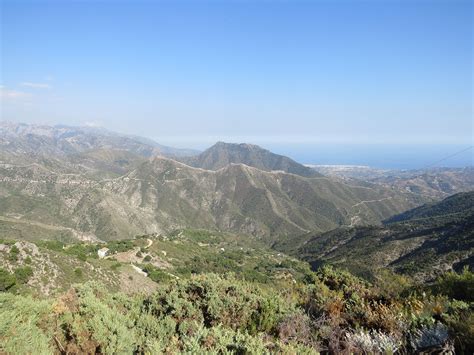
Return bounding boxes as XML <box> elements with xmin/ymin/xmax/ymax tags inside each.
<box><xmin>262</xmin><ymin>144</ymin><xmax>473</xmax><ymax>170</ymax></box>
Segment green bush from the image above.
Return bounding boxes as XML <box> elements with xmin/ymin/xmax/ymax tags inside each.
<box><xmin>141</xmin><ymin>264</ymin><xmax>170</xmax><ymax>283</ymax></box>
<box><xmin>9</xmin><ymin>245</ymin><xmax>20</xmax><ymax>262</ymax></box>
<box><xmin>144</xmin><ymin>273</ymin><xmax>291</xmax><ymax>335</ymax></box>
<box><xmin>106</xmin><ymin>240</ymin><xmax>134</xmax><ymax>253</ymax></box>
<box><xmin>0</xmin><ymin>265</ymin><xmax>472</xmax><ymax>354</ymax></box>
<box><xmin>0</xmin><ymin>268</ymin><xmax>16</xmax><ymax>292</ymax></box>
<box><xmin>0</xmin><ymin>293</ymin><xmax>54</xmax><ymax>353</ymax></box>
<box><xmin>14</xmin><ymin>266</ymin><xmax>33</xmax><ymax>284</ymax></box>
<box><xmin>74</xmin><ymin>268</ymin><xmax>84</xmax><ymax>279</ymax></box>
<box><xmin>432</xmin><ymin>267</ymin><xmax>474</xmax><ymax>302</ymax></box>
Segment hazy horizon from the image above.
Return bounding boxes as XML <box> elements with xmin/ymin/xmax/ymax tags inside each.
<box><xmin>1</xmin><ymin>0</ymin><xmax>472</xmax><ymax>148</ymax></box>
<box><xmin>2</xmin><ymin>119</ymin><xmax>472</xmax><ymax>169</ymax></box>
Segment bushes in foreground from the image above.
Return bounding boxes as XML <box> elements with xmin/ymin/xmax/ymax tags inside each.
<box><xmin>0</xmin><ymin>274</ymin><xmax>315</xmax><ymax>354</ymax></box>
<box><xmin>0</xmin><ymin>268</ymin><xmax>473</xmax><ymax>354</ymax></box>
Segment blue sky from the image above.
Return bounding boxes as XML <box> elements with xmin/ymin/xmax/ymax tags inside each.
<box><xmin>1</xmin><ymin>0</ymin><xmax>472</xmax><ymax>148</ymax></box>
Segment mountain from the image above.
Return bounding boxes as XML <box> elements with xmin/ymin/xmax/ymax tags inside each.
<box><xmin>0</xmin><ymin>154</ymin><xmax>421</xmax><ymax>242</ymax></box>
<box><xmin>0</xmin><ymin>121</ymin><xmax>199</xmax><ymax>160</ymax></box>
<box><xmin>179</xmin><ymin>141</ymin><xmax>321</xmax><ymax>177</ymax></box>
<box><xmin>287</xmin><ymin>191</ymin><xmax>474</xmax><ymax>281</ymax></box>
<box><xmin>0</xmin><ymin>122</ymin><xmax>429</xmax><ymax>243</ymax></box>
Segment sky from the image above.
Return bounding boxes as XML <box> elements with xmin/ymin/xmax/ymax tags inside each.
<box><xmin>0</xmin><ymin>0</ymin><xmax>473</xmax><ymax>152</ymax></box>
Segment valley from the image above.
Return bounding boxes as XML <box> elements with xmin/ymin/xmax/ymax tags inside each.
<box><xmin>0</xmin><ymin>123</ymin><xmax>429</xmax><ymax>243</ymax></box>
<box><xmin>1</xmin><ymin>122</ymin><xmax>473</xmax><ymax>354</ymax></box>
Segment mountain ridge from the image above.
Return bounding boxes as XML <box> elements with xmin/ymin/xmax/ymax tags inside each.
<box><xmin>178</xmin><ymin>141</ymin><xmax>321</xmax><ymax>177</ymax></box>
<box><xmin>0</xmin><ymin>153</ymin><xmax>421</xmax><ymax>242</ymax></box>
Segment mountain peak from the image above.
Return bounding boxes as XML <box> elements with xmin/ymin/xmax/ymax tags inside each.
<box><xmin>179</xmin><ymin>141</ymin><xmax>321</xmax><ymax>177</ymax></box>
<box><xmin>212</xmin><ymin>141</ymin><xmax>261</xmax><ymax>150</ymax></box>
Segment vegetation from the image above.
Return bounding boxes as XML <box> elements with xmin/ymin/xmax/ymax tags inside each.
<box><xmin>0</xmin><ymin>124</ymin><xmax>423</xmax><ymax>242</ymax></box>
<box><xmin>291</xmin><ymin>192</ymin><xmax>474</xmax><ymax>281</ymax></box>
<box><xmin>1</xmin><ymin>267</ymin><xmax>472</xmax><ymax>354</ymax></box>
<box><xmin>0</xmin><ymin>266</ymin><xmax>33</xmax><ymax>293</ymax></box>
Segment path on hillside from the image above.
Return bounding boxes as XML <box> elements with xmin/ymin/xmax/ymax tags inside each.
<box><xmin>351</xmin><ymin>197</ymin><xmax>393</xmax><ymax>208</ymax></box>
<box><xmin>346</xmin><ymin>197</ymin><xmax>394</xmax><ymax>227</ymax></box>
<box><xmin>0</xmin><ymin>215</ymin><xmax>102</xmax><ymax>242</ymax></box>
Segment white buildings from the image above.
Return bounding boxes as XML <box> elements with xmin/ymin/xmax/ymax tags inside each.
<box><xmin>97</xmin><ymin>247</ymin><xmax>109</xmax><ymax>259</ymax></box>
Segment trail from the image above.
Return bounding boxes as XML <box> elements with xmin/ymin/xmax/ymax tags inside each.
<box><xmin>131</xmin><ymin>264</ymin><xmax>148</xmax><ymax>276</ymax></box>
<box><xmin>351</xmin><ymin>197</ymin><xmax>393</xmax><ymax>208</ymax></box>
<box><xmin>345</xmin><ymin>196</ymin><xmax>394</xmax><ymax>227</ymax></box>
<box><xmin>0</xmin><ymin>215</ymin><xmax>102</xmax><ymax>242</ymax></box>
<box><xmin>0</xmin><ymin>215</ymin><xmax>72</xmax><ymax>231</ymax></box>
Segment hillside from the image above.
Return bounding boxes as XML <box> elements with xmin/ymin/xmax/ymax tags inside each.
<box><xmin>179</xmin><ymin>141</ymin><xmax>320</xmax><ymax>177</ymax></box>
<box><xmin>311</xmin><ymin>165</ymin><xmax>474</xmax><ymax>199</ymax></box>
<box><xmin>288</xmin><ymin>192</ymin><xmax>474</xmax><ymax>281</ymax></box>
<box><xmin>0</xmin><ymin>155</ymin><xmax>422</xmax><ymax>242</ymax></box>
<box><xmin>2</xmin><ymin>252</ymin><xmax>472</xmax><ymax>353</ymax></box>
<box><xmin>0</xmin><ymin>228</ymin><xmax>310</xmax><ymax>297</ymax></box>
<box><xmin>385</xmin><ymin>191</ymin><xmax>474</xmax><ymax>223</ymax></box>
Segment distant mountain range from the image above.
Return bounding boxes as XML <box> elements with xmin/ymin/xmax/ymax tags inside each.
<box><xmin>281</xmin><ymin>191</ymin><xmax>474</xmax><ymax>281</ymax></box>
<box><xmin>0</xmin><ymin>121</ymin><xmax>199</xmax><ymax>159</ymax></box>
<box><xmin>0</xmin><ymin>122</ymin><xmax>426</xmax><ymax>242</ymax></box>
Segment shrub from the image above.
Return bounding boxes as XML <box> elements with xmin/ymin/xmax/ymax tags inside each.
<box><xmin>0</xmin><ymin>293</ymin><xmax>54</xmax><ymax>353</ymax></box>
<box><xmin>110</xmin><ymin>262</ymin><xmax>121</xmax><ymax>271</ymax></box>
<box><xmin>346</xmin><ymin>329</ymin><xmax>402</xmax><ymax>354</ymax></box>
<box><xmin>74</xmin><ymin>268</ymin><xmax>83</xmax><ymax>279</ymax></box>
<box><xmin>14</xmin><ymin>266</ymin><xmax>33</xmax><ymax>284</ymax></box>
<box><xmin>141</xmin><ymin>264</ymin><xmax>171</xmax><ymax>283</ymax></box>
<box><xmin>106</xmin><ymin>240</ymin><xmax>134</xmax><ymax>253</ymax></box>
<box><xmin>432</xmin><ymin>267</ymin><xmax>474</xmax><ymax>302</ymax></box>
<box><xmin>373</xmin><ymin>268</ymin><xmax>412</xmax><ymax>299</ymax></box>
<box><xmin>409</xmin><ymin>323</ymin><xmax>452</xmax><ymax>353</ymax></box>
<box><xmin>0</xmin><ymin>268</ymin><xmax>16</xmax><ymax>292</ymax></box>
<box><xmin>9</xmin><ymin>245</ymin><xmax>20</xmax><ymax>262</ymax></box>
<box><xmin>143</xmin><ymin>273</ymin><xmax>291</xmax><ymax>335</ymax></box>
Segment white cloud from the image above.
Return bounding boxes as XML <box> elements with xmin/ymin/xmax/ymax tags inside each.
<box><xmin>21</xmin><ymin>82</ymin><xmax>52</xmax><ymax>89</ymax></box>
<box><xmin>0</xmin><ymin>86</ymin><xmax>31</xmax><ymax>99</ymax></box>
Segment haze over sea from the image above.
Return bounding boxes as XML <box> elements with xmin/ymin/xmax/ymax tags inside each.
<box><xmin>154</xmin><ymin>137</ymin><xmax>473</xmax><ymax>170</ymax></box>
<box><xmin>267</xmin><ymin>144</ymin><xmax>473</xmax><ymax>170</ymax></box>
